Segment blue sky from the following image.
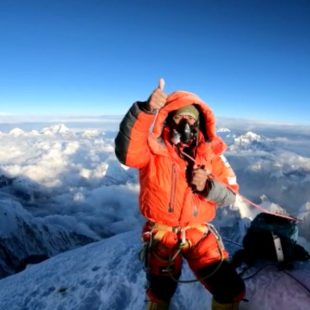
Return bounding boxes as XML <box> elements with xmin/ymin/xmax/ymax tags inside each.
<box><xmin>0</xmin><ymin>0</ymin><xmax>309</xmax><ymax>124</ymax></box>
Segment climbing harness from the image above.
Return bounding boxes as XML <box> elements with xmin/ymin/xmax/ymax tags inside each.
<box><xmin>140</xmin><ymin>222</ymin><xmax>226</xmax><ymax>284</ymax></box>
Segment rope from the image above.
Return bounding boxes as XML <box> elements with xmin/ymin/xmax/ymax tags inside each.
<box><xmin>166</xmin><ymin>240</ymin><xmax>225</xmax><ymax>284</ymax></box>
<box><xmin>242</xmin><ymin>264</ymin><xmax>274</xmax><ymax>281</ymax></box>
<box><xmin>282</xmin><ymin>270</ymin><xmax>310</xmax><ymax>296</ymax></box>
<box><xmin>141</xmin><ymin>143</ymin><xmax>303</xmax><ymax>286</ymax></box>
<box><xmin>239</xmin><ymin>264</ymin><xmax>310</xmax><ymax>296</ymax></box>
<box><xmin>222</xmin><ymin>237</ymin><xmax>243</xmax><ymax>248</ymax></box>
<box><xmin>179</xmin><ymin>144</ymin><xmax>301</xmax><ymax>223</ymax></box>
<box><xmin>240</xmin><ymin>195</ymin><xmax>301</xmax><ymax>222</ymax></box>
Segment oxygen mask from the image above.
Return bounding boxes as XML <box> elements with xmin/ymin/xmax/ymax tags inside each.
<box><xmin>170</xmin><ymin>119</ymin><xmax>198</xmax><ymax>146</ymax></box>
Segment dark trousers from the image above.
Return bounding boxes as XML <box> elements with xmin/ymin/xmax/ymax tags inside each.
<box><xmin>147</xmin><ymin>260</ymin><xmax>245</xmax><ymax>304</ymax></box>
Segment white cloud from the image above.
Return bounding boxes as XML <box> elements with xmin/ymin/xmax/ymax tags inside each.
<box><xmin>0</xmin><ymin>119</ymin><xmax>309</xmax><ymax>310</ymax></box>
<box><xmin>0</xmin><ymin>121</ymin><xmax>309</xmax><ymax>241</ymax></box>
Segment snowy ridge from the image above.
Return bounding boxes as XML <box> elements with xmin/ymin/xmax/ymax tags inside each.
<box><xmin>0</xmin><ymin>230</ymin><xmax>309</xmax><ymax>310</ymax></box>
<box><xmin>0</xmin><ymin>196</ymin><xmax>98</xmax><ymax>278</ymax></box>
<box><xmin>230</xmin><ymin>131</ymin><xmax>269</xmax><ymax>152</ymax></box>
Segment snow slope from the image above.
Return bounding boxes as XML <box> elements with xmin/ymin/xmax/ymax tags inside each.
<box><xmin>0</xmin><ymin>230</ymin><xmax>309</xmax><ymax>310</ymax></box>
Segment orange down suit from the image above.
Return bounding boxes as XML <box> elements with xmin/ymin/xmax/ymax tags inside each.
<box><xmin>115</xmin><ymin>91</ymin><xmax>244</xmax><ymax>303</ymax></box>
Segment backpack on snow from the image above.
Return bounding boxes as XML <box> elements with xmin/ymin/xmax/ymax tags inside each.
<box><xmin>232</xmin><ymin>213</ymin><xmax>310</xmax><ymax>268</ymax></box>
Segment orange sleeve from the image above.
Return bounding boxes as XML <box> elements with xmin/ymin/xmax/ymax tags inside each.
<box><xmin>211</xmin><ymin>154</ymin><xmax>239</xmax><ymax>193</ymax></box>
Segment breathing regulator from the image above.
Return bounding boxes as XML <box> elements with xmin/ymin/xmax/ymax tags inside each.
<box><xmin>170</xmin><ymin>119</ymin><xmax>199</xmax><ymax>146</ymax></box>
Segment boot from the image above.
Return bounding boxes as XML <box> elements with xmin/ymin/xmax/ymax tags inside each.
<box><xmin>212</xmin><ymin>298</ymin><xmax>239</xmax><ymax>310</ymax></box>
<box><xmin>146</xmin><ymin>300</ymin><xmax>169</xmax><ymax>310</ymax></box>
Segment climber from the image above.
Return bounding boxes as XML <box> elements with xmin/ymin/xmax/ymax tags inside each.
<box><xmin>115</xmin><ymin>79</ymin><xmax>245</xmax><ymax>310</ymax></box>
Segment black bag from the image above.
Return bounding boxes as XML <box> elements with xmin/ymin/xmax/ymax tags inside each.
<box><xmin>232</xmin><ymin>213</ymin><xmax>310</xmax><ymax>267</ymax></box>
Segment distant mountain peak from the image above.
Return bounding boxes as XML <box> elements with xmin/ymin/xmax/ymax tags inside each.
<box><xmin>235</xmin><ymin>131</ymin><xmax>263</xmax><ymax>144</ymax></box>
<box><xmin>217</xmin><ymin>127</ymin><xmax>231</xmax><ymax>133</ymax></box>
<box><xmin>41</xmin><ymin>124</ymin><xmax>71</xmax><ymax>136</ymax></box>
<box><xmin>9</xmin><ymin>128</ymin><xmax>25</xmax><ymax>137</ymax></box>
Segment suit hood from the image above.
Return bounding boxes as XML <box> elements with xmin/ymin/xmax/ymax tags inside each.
<box><xmin>152</xmin><ymin>91</ymin><xmax>218</xmax><ymax>142</ymax></box>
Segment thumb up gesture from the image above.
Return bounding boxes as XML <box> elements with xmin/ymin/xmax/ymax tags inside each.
<box><xmin>147</xmin><ymin>78</ymin><xmax>168</xmax><ymax>111</ymax></box>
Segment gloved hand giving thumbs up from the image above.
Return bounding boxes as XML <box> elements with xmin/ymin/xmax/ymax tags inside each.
<box><xmin>146</xmin><ymin>78</ymin><xmax>168</xmax><ymax>112</ymax></box>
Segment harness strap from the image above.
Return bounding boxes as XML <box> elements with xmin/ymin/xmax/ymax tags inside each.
<box><xmin>143</xmin><ymin>222</ymin><xmax>210</xmax><ymax>267</ymax></box>
<box><xmin>149</xmin><ymin>222</ymin><xmax>209</xmax><ymax>246</ymax></box>
<box><xmin>142</xmin><ymin>221</ymin><xmax>226</xmax><ymax>284</ymax></box>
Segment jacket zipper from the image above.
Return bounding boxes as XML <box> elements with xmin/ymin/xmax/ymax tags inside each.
<box><xmin>193</xmin><ymin>204</ymin><xmax>198</xmax><ymax>217</ymax></box>
<box><xmin>168</xmin><ymin>163</ymin><xmax>177</xmax><ymax>213</ymax></box>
